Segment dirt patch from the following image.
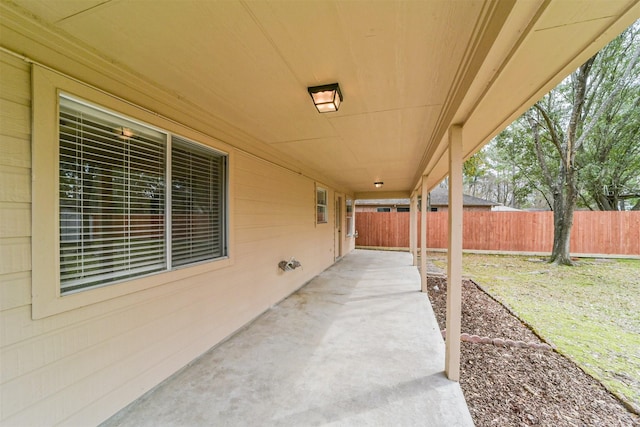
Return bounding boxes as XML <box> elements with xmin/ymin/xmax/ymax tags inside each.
<box><xmin>427</xmin><ymin>276</ymin><xmax>639</xmax><ymax>426</ymax></box>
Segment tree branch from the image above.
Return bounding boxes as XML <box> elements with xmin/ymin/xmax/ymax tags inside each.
<box><xmin>576</xmin><ymin>39</ymin><xmax>640</xmax><ymax>149</ymax></box>
<box><xmin>527</xmin><ymin>113</ymin><xmax>556</xmax><ymax>191</ymax></box>
<box><xmin>532</xmin><ymin>103</ymin><xmax>566</xmax><ymax>165</ymax></box>
<box><xmin>567</xmin><ymin>57</ymin><xmax>595</xmax><ymax>160</ymax></box>
<box><xmin>578</xmin><ymin>192</ymin><xmax>595</xmax><ymax>211</ymax></box>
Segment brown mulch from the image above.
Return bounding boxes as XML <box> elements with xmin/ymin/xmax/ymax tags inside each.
<box><xmin>426</xmin><ymin>276</ymin><xmax>639</xmax><ymax>427</ymax></box>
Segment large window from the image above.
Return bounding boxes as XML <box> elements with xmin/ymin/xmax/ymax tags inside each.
<box><xmin>58</xmin><ymin>94</ymin><xmax>227</xmax><ymax>294</ymax></box>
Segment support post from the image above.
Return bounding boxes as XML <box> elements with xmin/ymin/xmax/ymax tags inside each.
<box><xmin>445</xmin><ymin>125</ymin><xmax>463</xmax><ymax>381</ymax></box>
<box><xmin>410</xmin><ymin>193</ymin><xmax>418</xmax><ymax>266</ymax></box>
<box><xmin>420</xmin><ymin>177</ymin><xmax>428</xmax><ymax>292</ymax></box>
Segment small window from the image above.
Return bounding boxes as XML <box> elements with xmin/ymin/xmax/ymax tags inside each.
<box><xmin>376</xmin><ymin>207</ymin><xmax>391</xmax><ymax>212</ymax></box>
<box><xmin>430</xmin><ymin>207</ymin><xmax>438</xmax><ymax>212</ymax></box>
<box><xmin>316</xmin><ymin>186</ymin><xmax>328</xmax><ymax>223</ymax></box>
<box><xmin>397</xmin><ymin>207</ymin><xmax>410</xmax><ymax>212</ymax></box>
<box><xmin>346</xmin><ymin>198</ymin><xmax>355</xmax><ymax>236</ymax></box>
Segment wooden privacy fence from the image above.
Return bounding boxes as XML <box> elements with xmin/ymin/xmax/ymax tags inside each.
<box><xmin>355</xmin><ymin>211</ymin><xmax>640</xmax><ymax>256</ymax></box>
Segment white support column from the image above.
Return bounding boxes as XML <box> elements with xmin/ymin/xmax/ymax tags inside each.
<box><xmin>410</xmin><ymin>193</ymin><xmax>418</xmax><ymax>266</ymax></box>
<box><xmin>446</xmin><ymin>125</ymin><xmax>463</xmax><ymax>381</ymax></box>
<box><xmin>420</xmin><ymin>177</ymin><xmax>428</xmax><ymax>292</ymax></box>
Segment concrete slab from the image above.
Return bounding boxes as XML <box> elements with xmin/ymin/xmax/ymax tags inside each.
<box><xmin>101</xmin><ymin>250</ymin><xmax>473</xmax><ymax>426</ymax></box>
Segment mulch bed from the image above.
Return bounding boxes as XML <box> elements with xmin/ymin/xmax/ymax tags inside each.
<box><xmin>426</xmin><ymin>276</ymin><xmax>639</xmax><ymax>427</ymax></box>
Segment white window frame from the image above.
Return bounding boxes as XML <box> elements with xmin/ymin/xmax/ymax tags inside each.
<box><xmin>32</xmin><ymin>66</ymin><xmax>234</xmax><ymax>319</ymax></box>
<box><xmin>316</xmin><ymin>185</ymin><xmax>328</xmax><ymax>224</ymax></box>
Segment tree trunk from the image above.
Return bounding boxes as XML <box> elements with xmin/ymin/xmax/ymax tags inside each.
<box><xmin>547</xmin><ymin>161</ymin><xmax>581</xmax><ymax>264</ymax></box>
<box><xmin>550</xmin><ymin>196</ymin><xmax>575</xmax><ymax>265</ymax></box>
<box><xmin>543</xmin><ymin>56</ymin><xmax>595</xmax><ymax>266</ymax></box>
<box><xmin>596</xmin><ymin>193</ymin><xmax>615</xmax><ymax>210</ymax></box>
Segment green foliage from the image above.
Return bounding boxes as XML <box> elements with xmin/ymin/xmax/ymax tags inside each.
<box><xmin>576</xmin><ymin>25</ymin><xmax>640</xmax><ymax>211</ymax></box>
<box><xmin>492</xmin><ymin>119</ymin><xmax>553</xmax><ymax>208</ymax></box>
<box><xmin>463</xmin><ymin>151</ymin><xmax>487</xmax><ymax>182</ymax></box>
<box><xmin>579</xmin><ymin>90</ymin><xmax>640</xmax><ymax>210</ymax></box>
<box><xmin>480</xmin><ymin>22</ymin><xmax>640</xmax><ymax>214</ymax></box>
<box><xmin>463</xmin><ymin>151</ymin><xmax>488</xmax><ymax>197</ymax></box>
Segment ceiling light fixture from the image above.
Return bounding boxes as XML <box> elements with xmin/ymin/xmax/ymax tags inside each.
<box><xmin>308</xmin><ymin>83</ymin><xmax>343</xmax><ymax>113</ymax></box>
<box><xmin>374</xmin><ymin>182</ymin><xmax>384</xmax><ymax>188</ymax></box>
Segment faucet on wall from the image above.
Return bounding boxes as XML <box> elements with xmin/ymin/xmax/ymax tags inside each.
<box><xmin>278</xmin><ymin>257</ymin><xmax>302</xmax><ymax>272</ymax></box>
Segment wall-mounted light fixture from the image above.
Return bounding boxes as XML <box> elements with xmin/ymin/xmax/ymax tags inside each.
<box><xmin>374</xmin><ymin>181</ymin><xmax>384</xmax><ymax>188</ymax></box>
<box><xmin>308</xmin><ymin>83</ymin><xmax>343</xmax><ymax>113</ymax></box>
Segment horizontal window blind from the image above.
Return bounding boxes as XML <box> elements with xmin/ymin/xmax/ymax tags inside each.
<box><xmin>59</xmin><ymin>95</ymin><xmax>166</xmax><ymax>293</ymax></box>
<box><xmin>171</xmin><ymin>137</ymin><xmax>226</xmax><ymax>266</ymax></box>
<box><xmin>316</xmin><ymin>187</ymin><xmax>328</xmax><ymax>223</ymax></box>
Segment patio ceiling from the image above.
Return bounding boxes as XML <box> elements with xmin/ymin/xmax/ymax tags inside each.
<box><xmin>3</xmin><ymin>0</ymin><xmax>639</xmax><ymax>196</ymax></box>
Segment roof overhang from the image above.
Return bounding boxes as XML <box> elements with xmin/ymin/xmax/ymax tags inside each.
<box><xmin>1</xmin><ymin>0</ymin><xmax>638</xmax><ymax>196</ymax></box>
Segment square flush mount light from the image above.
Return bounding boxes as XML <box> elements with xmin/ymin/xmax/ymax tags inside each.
<box><xmin>308</xmin><ymin>83</ymin><xmax>343</xmax><ymax>113</ymax></box>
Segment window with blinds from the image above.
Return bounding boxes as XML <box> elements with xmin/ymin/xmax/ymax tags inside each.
<box><xmin>171</xmin><ymin>138</ymin><xmax>226</xmax><ymax>267</ymax></box>
<box><xmin>316</xmin><ymin>186</ymin><xmax>328</xmax><ymax>224</ymax></box>
<box><xmin>58</xmin><ymin>95</ymin><xmax>227</xmax><ymax>294</ymax></box>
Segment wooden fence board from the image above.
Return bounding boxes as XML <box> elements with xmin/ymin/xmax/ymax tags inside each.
<box><xmin>355</xmin><ymin>211</ymin><xmax>640</xmax><ymax>255</ymax></box>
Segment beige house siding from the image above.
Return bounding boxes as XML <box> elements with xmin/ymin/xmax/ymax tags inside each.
<box><xmin>0</xmin><ymin>50</ymin><xmax>352</xmax><ymax>425</ymax></box>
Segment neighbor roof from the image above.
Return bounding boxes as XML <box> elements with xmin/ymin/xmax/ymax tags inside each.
<box><xmin>355</xmin><ymin>199</ymin><xmax>410</xmax><ymax>206</ymax></box>
<box><xmin>429</xmin><ymin>188</ymin><xmax>498</xmax><ymax>207</ymax></box>
<box><xmin>355</xmin><ymin>189</ymin><xmax>498</xmax><ymax>207</ymax></box>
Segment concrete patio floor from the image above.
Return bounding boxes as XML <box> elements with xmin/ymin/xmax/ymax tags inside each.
<box><xmin>101</xmin><ymin>250</ymin><xmax>473</xmax><ymax>426</ymax></box>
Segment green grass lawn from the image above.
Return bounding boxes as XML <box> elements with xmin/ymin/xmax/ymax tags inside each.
<box><xmin>431</xmin><ymin>252</ymin><xmax>640</xmax><ymax>412</ymax></box>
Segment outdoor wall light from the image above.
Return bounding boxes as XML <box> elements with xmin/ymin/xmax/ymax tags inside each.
<box><xmin>308</xmin><ymin>83</ymin><xmax>343</xmax><ymax>113</ymax></box>
<box><xmin>374</xmin><ymin>182</ymin><xmax>384</xmax><ymax>188</ymax></box>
